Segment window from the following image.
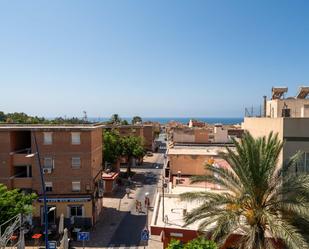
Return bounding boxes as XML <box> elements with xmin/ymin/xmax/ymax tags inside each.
<box><xmin>72</xmin><ymin>157</ymin><xmax>81</xmax><ymax>168</ymax></box>
<box><xmin>72</xmin><ymin>181</ymin><xmax>81</xmax><ymax>192</ymax></box>
<box><xmin>43</xmin><ymin>132</ymin><xmax>52</xmax><ymax>145</ymax></box>
<box><xmin>44</xmin><ymin>157</ymin><xmax>53</xmax><ymax>169</ymax></box>
<box><xmin>45</xmin><ymin>182</ymin><xmax>53</xmax><ymax>192</ymax></box>
<box><xmin>295</xmin><ymin>152</ymin><xmax>309</xmax><ymax>173</ymax></box>
<box><xmin>70</xmin><ymin>206</ymin><xmax>83</xmax><ymax>217</ymax></box>
<box><xmin>71</xmin><ymin>132</ymin><xmax>81</xmax><ymax>145</ymax></box>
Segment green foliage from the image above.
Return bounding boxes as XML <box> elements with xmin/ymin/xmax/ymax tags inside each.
<box><xmin>167</xmin><ymin>239</ymin><xmax>183</xmax><ymax>249</ymax></box>
<box><xmin>185</xmin><ymin>237</ymin><xmax>218</xmax><ymax>249</ymax></box>
<box><xmin>0</xmin><ymin>184</ymin><xmax>37</xmax><ymax>225</ymax></box>
<box><xmin>121</xmin><ymin>120</ymin><xmax>129</xmax><ymax>125</ymax></box>
<box><xmin>108</xmin><ymin>114</ymin><xmax>122</xmax><ymax>125</ymax></box>
<box><xmin>0</xmin><ymin>111</ymin><xmax>90</xmax><ymax>124</ymax></box>
<box><xmin>167</xmin><ymin>238</ymin><xmax>217</xmax><ymax>249</ymax></box>
<box><xmin>121</xmin><ymin>136</ymin><xmax>145</xmax><ymax>158</ymax></box>
<box><xmin>132</xmin><ymin>116</ymin><xmax>142</xmax><ymax>124</ymax></box>
<box><xmin>103</xmin><ymin>131</ymin><xmax>123</xmax><ymax>163</ymax></box>
<box><xmin>180</xmin><ymin>132</ymin><xmax>309</xmax><ymax>249</ymax></box>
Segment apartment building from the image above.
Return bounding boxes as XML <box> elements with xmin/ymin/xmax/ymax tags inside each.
<box><xmin>243</xmin><ymin>86</ymin><xmax>309</xmax><ymax>172</ymax></box>
<box><xmin>0</xmin><ymin>124</ymin><xmax>103</xmax><ymax>229</ymax></box>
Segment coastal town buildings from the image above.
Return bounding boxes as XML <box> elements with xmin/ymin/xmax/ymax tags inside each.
<box><xmin>0</xmin><ymin>124</ymin><xmax>104</xmax><ymax>230</ymax></box>
<box><xmin>242</xmin><ymin>86</ymin><xmax>309</xmax><ymax>172</ymax></box>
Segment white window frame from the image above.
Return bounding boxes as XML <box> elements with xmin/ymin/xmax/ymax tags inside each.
<box><xmin>71</xmin><ymin>132</ymin><xmax>81</xmax><ymax>145</ymax></box>
<box><xmin>72</xmin><ymin>157</ymin><xmax>81</xmax><ymax>168</ymax></box>
<box><xmin>72</xmin><ymin>181</ymin><xmax>81</xmax><ymax>192</ymax></box>
<box><xmin>45</xmin><ymin>182</ymin><xmax>53</xmax><ymax>192</ymax></box>
<box><xmin>43</xmin><ymin>132</ymin><xmax>53</xmax><ymax>145</ymax></box>
<box><xmin>44</xmin><ymin>157</ymin><xmax>54</xmax><ymax>169</ymax></box>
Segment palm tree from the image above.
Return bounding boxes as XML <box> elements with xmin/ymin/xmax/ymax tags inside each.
<box><xmin>180</xmin><ymin>132</ymin><xmax>309</xmax><ymax>249</ymax></box>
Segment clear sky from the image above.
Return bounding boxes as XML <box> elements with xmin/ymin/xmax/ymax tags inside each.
<box><xmin>1</xmin><ymin>0</ymin><xmax>309</xmax><ymax>118</ymax></box>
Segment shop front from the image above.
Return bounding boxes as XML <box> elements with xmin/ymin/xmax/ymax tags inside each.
<box><xmin>32</xmin><ymin>196</ymin><xmax>93</xmax><ymax>234</ymax></box>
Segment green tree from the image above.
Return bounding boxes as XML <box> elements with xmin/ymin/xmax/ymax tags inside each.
<box><xmin>167</xmin><ymin>239</ymin><xmax>183</xmax><ymax>249</ymax></box>
<box><xmin>0</xmin><ymin>184</ymin><xmax>37</xmax><ymax>225</ymax></box>
<box><xmin>121</xmin><ymin>136</ymin><xmax>145</xmax><ymax>174</ymax></box>
<box><xmin>121</xmin><ymin>120</ymin><xmax>129</xmax><ymax>125</ymax></box>
<box><xmin>0</xmin><ymin>111</ymin><xmax>5</xmax><ymax>122</ymax></box>
<box><xmin>103</xmin><ymin>130</ymin><xmax>123</xmax><ymax>164</ymax></box>
<box><xmin>180</xmin><ymin>132</ymin><xmax>309</xmax><ymax>249</ymax></box>
<box><xmin>167</xmin><ymin>238</ymin><xmax>217</xmax><ymax>249</ymax></box>
<box><xmin>132</xmin><ymin>116</ymin><xmax>142</xmax><ymax>125</ymax></box>
<box><xmin>185</xmin><ymin>237</ymin><xmax>218</xmax><ymax>249</ymax></box>
<box><xmin>109</xmin><ymin>114</ymin><xmax>122</xmax><ymax>125</ymax></box>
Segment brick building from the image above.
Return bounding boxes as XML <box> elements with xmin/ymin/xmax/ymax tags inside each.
<box><xmin>104</xmin><ymin>124</ymin><xmax>155</xmax><ymax>151</ymax></box>
<box><xmin>0</xmin><ymin>124</ymin><xmax>104</xmax><ymax>230</ymax></box>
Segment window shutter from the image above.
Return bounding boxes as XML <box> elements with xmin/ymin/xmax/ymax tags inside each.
<box><xmin>82</xmin><ymin>206</ymin><xmax>85</xmax><ymax>217</ymax></box>
<box><xmin>66</xmin><ymin>206</ymin><xmax>71</xmax><ymax>218</ymax></box>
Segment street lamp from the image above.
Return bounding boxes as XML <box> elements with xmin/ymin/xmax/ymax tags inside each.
<box><xmin>26</xmin><ymin>132</ymin><xmax>50</xmax><ymax>249</ymax></box>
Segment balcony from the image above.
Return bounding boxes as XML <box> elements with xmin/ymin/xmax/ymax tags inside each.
<box><xmin>10</xmin><ymin>148</ymin><xmax>32</xmax><ymax>166</ymax></box>
<box><xmin>12</xmin><ymin>177</ymin><xmax>32</xmax><ymax>189</ymax></box>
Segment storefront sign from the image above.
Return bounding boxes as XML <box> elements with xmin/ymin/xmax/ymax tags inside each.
<box><xmin>170</xmin><ymin>232</ymin><xmax>183</xmax><ymax>238</ymax></box>
<box><xmin>38</xmin><ymin>197</ymin><xmax>91</xmax><ymax>203</ymax></box>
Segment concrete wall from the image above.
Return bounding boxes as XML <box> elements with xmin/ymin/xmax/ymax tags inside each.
<box><xmin>267</xmin><ymin>99</ymin><xmax>309</xmax><ymax>118</ymax></box>
<box><xmin>242</xmin><ymin>117</ymin><xmax>309</xmax><ymax>171</ymax></box>
<box><xmin>168</xmin><ymin>154</ymin><xmax>212</xmax><ymax>176</ymax></box>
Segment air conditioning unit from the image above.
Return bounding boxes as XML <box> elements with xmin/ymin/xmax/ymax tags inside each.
<box><xmin>43</xmin><ymin>168</ymin><xmax>52</xmax><ymax>174</ymax></box>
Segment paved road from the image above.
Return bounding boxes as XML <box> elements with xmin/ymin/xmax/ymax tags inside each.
<box><xmin>108</xmin><ymin>153</ymin><xmax>164</xmax><ymax>248</ymax></box>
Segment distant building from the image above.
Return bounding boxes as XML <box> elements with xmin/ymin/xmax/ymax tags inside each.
<box><xmin>188</xmin><ymin>119</ymin><xmax>206</xmax><ymax>128</ymax></box>
<box><xmin>0</xmin><ymin>124</ymin><xmax>104</xmax><ymax>229</ymax></box>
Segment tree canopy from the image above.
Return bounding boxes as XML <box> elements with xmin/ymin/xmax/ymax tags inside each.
<box><xmin>103</xmin><ymin>130</ymin><xmax>145</xmax><ymax>173</ymax></box>
<box><xmin>132</xmin><ymin>116</ymin><xmax>142</xmax><ymax>124</ymax></box>
<box><xmin>0</xmin><ymin>184</ymin><xmax>37</xmax><ymax>225</ymax></box>
<box><xmin>0</xmin><ymin>111</ymin><xmax>91</xmax><ymax>124</ymax></box>
<box><xmin>103</xmin><ymin>131</ymin><xmax>123</xmax><ymax>164</ymax></box>
<box><xmin>167</xmin><ymin>238</ymin><xmax>217</xmax><ymax>249</ymax></box>
<box><xmin>180</xmin><ymin>132</ymin><xmax>309</xmax><ymax>249</ymax></box>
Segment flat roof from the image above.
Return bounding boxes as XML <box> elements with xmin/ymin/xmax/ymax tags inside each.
<box><xmin>152</xmin><ymin>187</ymin><xmax>221</xmax><ymax>231</ymax></box>
<box><xmin>167</xmin><ymin>145</ymin><xmax>233</xmax><ymax>156</ymax></box>
<box><xmin>0</xmin><ymin>123</ymin><xmax>104</xmax><ymax>131</ymax></box>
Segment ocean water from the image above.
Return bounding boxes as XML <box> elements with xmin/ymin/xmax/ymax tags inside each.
<box><xmin>89</xmin><ymin>117</ymin><xmax>243</xmax><ymax>125</ymax></box>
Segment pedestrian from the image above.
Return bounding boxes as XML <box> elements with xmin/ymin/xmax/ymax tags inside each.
<box><xmin>135</xmin><ymin>200</ymin><xmax>139</xmax><ymax>212</ymax></box>
<box><xmin>126</xmin><ymin>187</ymin><xmax>130</xmax><ymax>198</ymax></box>
<box><xmin>138</xmin><ymin>201</ymin><xmax>142</xmax><ymax>213</ymax></box>
<box><xmin>145</xmin><ymin>196</ymin><xmax>150</xmax><ymax>209</ymax></box>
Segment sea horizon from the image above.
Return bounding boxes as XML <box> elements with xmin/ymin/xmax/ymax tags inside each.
<box><xmin>87</xmin><ymin>117</ymin><xmax>244</xmax><ymax>125</ymax></box>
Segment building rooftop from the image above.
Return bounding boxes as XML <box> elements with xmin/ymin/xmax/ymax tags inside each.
<box><xmin>167</xmin><ymin>145</ymin><xmax>233</xmax><ymax>156</ymax></box>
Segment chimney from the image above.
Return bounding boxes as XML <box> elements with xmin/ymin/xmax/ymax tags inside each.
<box><xmin>263</xmin><ymin>96</ymin><xmax>267</xmax><ymax>117</ymax></box>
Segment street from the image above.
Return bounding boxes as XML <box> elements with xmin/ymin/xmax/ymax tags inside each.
<box><xmin>108</xmin><ymin>153</ymin><xmax>164</xmax><ymax>248</ymax></box>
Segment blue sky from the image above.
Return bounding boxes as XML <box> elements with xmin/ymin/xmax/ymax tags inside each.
<box><xmin>1</xmin><ymin>0</ymin><xmax>309</xmax><ymax>118</ymax></box>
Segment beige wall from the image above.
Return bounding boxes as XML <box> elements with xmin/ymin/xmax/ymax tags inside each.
<box><xmin>33</xmin><ymin>201</ymin><xmax>93</xmax><ymax>219</ymax></box>
<box><xmin>242</xmin><ymin>117</ymin><xmax>309</xmax><ymax>170</ymax></box>
<box><xmin>267</xmin><ymin>99</ymin><xmax>309</xmax><ymax>118</ymax></box>
<box><xmin>169</xmin><ymin>154</ymin><xmax>213</xmax><ymax>175</ymax></box>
